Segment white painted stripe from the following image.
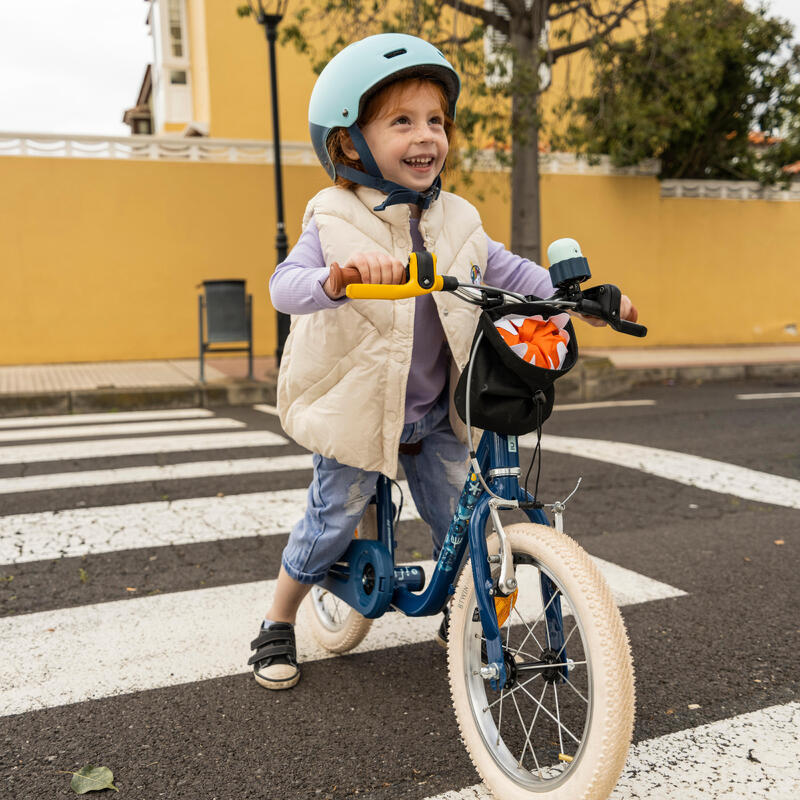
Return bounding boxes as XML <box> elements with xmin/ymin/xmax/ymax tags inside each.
<box><xmin>737</xmin><ymin>391</ymin><xmax>800</xmax><ymax>400</ymax></box>
<box><xmin>420</xmin><ymin>703</ymin><xmax>800</xmax><ymax>800</ymax></box>
<box><xmin>0</xmin><ymin>408</ymin><xmax>213</xmax><ymax>429</ymax></box>
<box><xmin>521</xmin><ymin>434</ymin><xmax>800</xmax><ymax>510</ymax></box>
<box><xmin>0</xmin><ymin>485</ymin><xmax>420</xmax><ymax>564</ymax></box>
<box><xmin>0</xmin><ymin>555</ymin><xmax>684</xmax><ymax>716</ymax></box>
<box><xmin>0</xmin><ymin>417</ymin><xmax>244</xmax><ymax>443</ymax></box>
<box><xmin>0</xmin><ymin>454</ymin><xmax>314</xmax><ymax>495</ymax></box>
<box><xmin>253</xmin><ymin>403</ymin><xmax>279</xmax><ymax>416</ymax></box>
<box><xmin>553</xmin><ymin>400</ymin><xmax>656</xmax><ymax>412</ymax></box>
<box><xmin>0</xmin><ymin>430</ymin><xmax>288</xmax><ymax>466</ymax></box>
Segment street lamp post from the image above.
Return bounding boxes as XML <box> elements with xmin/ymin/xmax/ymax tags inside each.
<box><xmin>243</xmin><ymin>0</ymin><xmax>291</xmax><ymax>363</ymax></box>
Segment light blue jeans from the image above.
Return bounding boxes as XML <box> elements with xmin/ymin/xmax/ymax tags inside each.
<box><xmin>282</xmin><ymin>391</ymin><xmax>469</xmax><ymax>584</ymax></box>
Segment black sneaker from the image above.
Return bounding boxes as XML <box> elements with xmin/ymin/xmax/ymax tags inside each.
<box><xmin>248</xmin><ymin>622</ymin><xmax>300</xmax><ymax>690</ymax></box>
<box><xmin>435</xmin><ymin>606</ymin><xmax>450</xmax><ymax>649</ymax></box>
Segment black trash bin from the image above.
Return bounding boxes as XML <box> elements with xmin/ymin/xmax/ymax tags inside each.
<box><xmin>198</xmin><ymin>279</ymin><xmax>253</xmax><ymax>383</ymax></box>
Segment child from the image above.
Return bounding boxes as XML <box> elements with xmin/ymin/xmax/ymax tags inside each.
<box><xmin>249</xmin><ymin>33</ymin><xmax>637</xmax><ymax>690</ymax></box>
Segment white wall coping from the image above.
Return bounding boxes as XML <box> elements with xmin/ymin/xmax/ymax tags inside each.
<box><xmin>0</xmin><ymin>132</ymin><xmax>659</xmax><ymax>175</ymax></box>
<box><xmin>0</xmin><ymin>132</ymin><xmax>318</xmax><ymax>166</ymax></box>
<box><xmin>661</xmin><ymin>178</ymin><xmax>800</xmax><ymax>202</ymax></box>
<box><xmin>2</xmin><ymin>133</ymin><xmax>796</xmax><ymax>199</ymax></box>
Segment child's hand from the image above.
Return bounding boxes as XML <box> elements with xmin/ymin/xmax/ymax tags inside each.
<box><xmin>323</xmin><ymin>252</ymin><xmax>407</xmax><ymax>299</ymax></box>
<box><xmin>574</xmin><ymin>294</ymin><xmax>638</xmax><ymax>327</ymax></box>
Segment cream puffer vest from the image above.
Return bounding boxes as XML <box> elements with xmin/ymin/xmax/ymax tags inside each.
<box><xmin>277</xmin><ymin>185</ymin><xmax>487</xmax><ymax>478</ymax></box>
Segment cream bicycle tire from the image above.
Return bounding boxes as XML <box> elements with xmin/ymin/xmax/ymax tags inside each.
<box><xmin>448</xmin><ymin>524</ymin><xmax>635</xmax><ymax>800</ymax></box>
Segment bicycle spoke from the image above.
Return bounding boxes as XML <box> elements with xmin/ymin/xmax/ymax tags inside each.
<box><xmin>556</xmin><ymin>622</ymin><xmax>580</xmax><ymax>658</ymax></box>
<box><xmin>564</xmin><ymin>675</ymin><xmax>589</xmax><ymax>705</ymax></box>
<box><xmin>517</xmin><ymin>682</ymin><xmax>548</xmax><ymax>770</ymax></box>
<box><xmin>513</xmin><ymin>586</ymin><xmax>561</xmax><ymax>656</ymax></box>
<box><xmin>553</xmin><ymin>683</ymin><xmax>566</xmax><ymax>757</ymax></box>
<box><xmin>511</xmin><ymin>603</ymin><xmax>544</xmax><ymax>654</ymax></box>
<box><xmin>484</xmin><ymin>672</ymin><xmax>541</xmax><ymax>711</ymax></box>
<box><xmin>517</xmin><ymin>679</ymin><xmax>581</xmax><ymax>745</ymax></box>
<box><xmin>511</xmin><ymin>687</ymin><xmax>543</xmax><ymax>778</ymax></box>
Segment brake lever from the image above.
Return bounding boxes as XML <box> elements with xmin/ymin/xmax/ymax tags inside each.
<box><xmin>578</xmin><ymin>285</ymin><xmax>647</xmax><ymax>338</ymax></box>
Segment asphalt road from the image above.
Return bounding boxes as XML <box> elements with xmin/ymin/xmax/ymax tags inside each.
<box><xmin>1</xmin><ymin>379</ymin><xmax>798</xmax><ymax>799</ymax></box>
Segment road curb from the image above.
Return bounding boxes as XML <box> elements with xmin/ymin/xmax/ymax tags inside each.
<box><xmin>0</xmin><ymin>359</ymin><xmax>797</xmax><ymax>418</ymax></box>
<box><xmin>0</xmin><ymin>381</ymin><xmax>278</xmax><ymax>419</ymax></box>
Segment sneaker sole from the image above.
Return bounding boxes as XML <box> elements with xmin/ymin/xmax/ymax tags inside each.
<box><xmin>253</xmin><ymin>669</ymin><xmax>300</xmax><ymax>691</ymax></box>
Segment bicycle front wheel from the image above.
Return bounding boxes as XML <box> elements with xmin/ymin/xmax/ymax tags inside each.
<box><xmin>448</xmin><ymin>524</ymin><xmax>635</xmax><ymax>800</ymax></box>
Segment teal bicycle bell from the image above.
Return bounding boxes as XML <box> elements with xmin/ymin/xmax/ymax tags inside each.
<box><xmin>547</xmin><ymin>237</ymin><xmax>592</xmax><ymax>288</ymax></box>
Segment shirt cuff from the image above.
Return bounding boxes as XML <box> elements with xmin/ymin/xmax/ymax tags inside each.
<box><xmin>310</xmin><ymin>267</ymin><xmax>350</xmax><ymax>309</ymax></box>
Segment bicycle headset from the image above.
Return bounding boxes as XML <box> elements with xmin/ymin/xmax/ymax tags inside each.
<box><xmin>308</xmin><ymin>33</ymin><xmax>461</xmax><ymax>212</ymax></box>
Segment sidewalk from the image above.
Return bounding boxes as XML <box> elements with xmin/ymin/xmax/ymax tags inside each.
<box><xmin>0</xmin><ymin>346</ymin><xmax>798</xmax><ymax>417</ymax></box>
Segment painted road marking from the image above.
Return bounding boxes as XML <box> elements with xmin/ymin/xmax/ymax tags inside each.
<box><xmin>0</xmin><ymin>430</ymin><xmax>288</xmax><ymax>466</ymax></box>
<box><xmin>0</xmin><ymin>557</ymin><xmax>684</xmax><ymax>716</ymax></box>
<box><xmin>553</xmin><ymin>400</ymin><xmax>656</xmax><ymax>412</ymax></box>
<box><xmin>0</xmin><ymin>454</ymin><xmax>314</xmax><ymax>495</ymax></box>
<box><xmin>0</xmin><ymin>484</ymin><xmax>419</xmax><ymax>564</ymax></box>
<box><xmin>0</xmin><ymin>408</ymin><xmax>213</xmax><ymax>429</ymax></box>
<box><xmin>737</xmin><ymin>391</ymin><xmax>800</xmax><ymax>400</ymax></box>
<box><xmin>0</xmin><ymin>416</ymin><xmax>244</xmax><ymax>443</ymax></box>
<box><xmin>520</xmin><ymin>434</ymin><xmax>800</xmax><ymax>510</ymax></box>
<box><xmin>420</xmin><ymin>702</ymin><xmax>800</xmax><ymax>800</ymax></box>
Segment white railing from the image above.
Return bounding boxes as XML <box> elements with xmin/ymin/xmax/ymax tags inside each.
<box><xmin>466</xmin><ymin>150</ymin><xmax>660</xmax><ymax>176</ymax></box>
<box><xmin>0</xmin><ymin>132</ymin><xmax>318</xmax><ymax>166</ymax></box>
<box><xmin>661</xmin><ymin>178</ymin><xmax>800</xmax><ymax>202</ymax></box>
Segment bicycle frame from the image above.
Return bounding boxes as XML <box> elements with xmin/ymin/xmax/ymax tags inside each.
<box><xmin>317</xmin><ymin>428</ymin><xmax>566</xmax><ymax>691</ymax></box>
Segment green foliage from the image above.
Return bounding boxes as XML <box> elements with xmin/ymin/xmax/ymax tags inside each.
<box><xmin>559</xmin><ymin>0</ymin><xmax>800</xmax><ymax>183</ymax></box>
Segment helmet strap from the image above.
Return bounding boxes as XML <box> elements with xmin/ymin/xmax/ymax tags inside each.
<box><xmin>335</xmin><ymin>124</ymin><xmax>442</xmax><ymax>212</ymax></box>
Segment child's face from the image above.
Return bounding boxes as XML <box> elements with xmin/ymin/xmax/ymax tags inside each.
<box><xmin>351</xmin><ymin>82</ymin><xmax>449</xmax><ymax>194</ymax></box>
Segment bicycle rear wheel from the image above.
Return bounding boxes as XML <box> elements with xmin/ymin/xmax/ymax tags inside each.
<box><xmin>304</xmin><ymin>505</ymin><xmax>376</xmax><ymax>653</ymax></box>
<box><xmin>448</xmin><ymin>523</ymin><xmax>635</xmax><ymax>800</ymax></box>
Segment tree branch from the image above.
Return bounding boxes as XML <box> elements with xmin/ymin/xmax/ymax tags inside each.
<box><xmin>438</xmin><ymin>0</ymin><xmax>511</xmax><ymax>34</ymax></box>
<box><xmin>550</xmin><ymin>0</ymin><xmax>642</xmax><ymax>61</ymax></box>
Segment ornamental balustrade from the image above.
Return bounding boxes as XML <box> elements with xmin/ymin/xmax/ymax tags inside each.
<box><xmin>1</xmin><ymin>132</ymin><xmax>796</xmax><ymax>200</ymax></box>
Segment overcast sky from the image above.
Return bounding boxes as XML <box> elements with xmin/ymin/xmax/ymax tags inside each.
<box><xmin>0</xmin><ymin>0</ymin><xmax>797</xmax><ymax>138</ymax></box>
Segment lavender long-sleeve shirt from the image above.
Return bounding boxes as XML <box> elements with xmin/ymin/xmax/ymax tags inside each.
<box><xmin>270</xmin><ymin>216</ymin><xmax>554</xmax><ymax>423</ymax></box>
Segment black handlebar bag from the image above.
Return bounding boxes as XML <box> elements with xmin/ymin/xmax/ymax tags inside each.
<box><xmin>454</xmin><ymin>302</ymin><xmax>579</xmax><ymax>435</ymax></box>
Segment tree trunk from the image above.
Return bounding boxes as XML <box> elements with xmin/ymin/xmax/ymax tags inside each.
<box><xmin>509</xmin><ymin>29</ymin><xmax>542</xmax><ymax>263</ymax></box>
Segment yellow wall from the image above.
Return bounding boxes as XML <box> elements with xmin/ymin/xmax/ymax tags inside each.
<box><xmin>0</xmin><ymin>153</ymin><xmax>797</xmax><ymax>366</ymax></box>
<box><xmin>0</xmin><ymin>156</ymin><xmax>324</xmax><ymax>365</ymax></box>
<box><xmin>203</xmin><ymin>0</ymin><xmax>317</xmax><ymax>141</ymax></box>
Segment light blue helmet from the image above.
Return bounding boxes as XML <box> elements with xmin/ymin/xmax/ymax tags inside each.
<box><xmin>308</xmin><ymin>33</ymin><xmax>461</xmax><ymax>202</ymax></box>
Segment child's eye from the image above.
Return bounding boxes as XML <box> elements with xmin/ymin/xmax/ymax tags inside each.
<box><xmin>429</xmin><ymin>116</ymin><xmax>443</xmax><ymax>125</ymax></box>
<box><xmin>393</xmin><ymin>116</ymin><xmax>410</xmax><ymax>125</ymax></box>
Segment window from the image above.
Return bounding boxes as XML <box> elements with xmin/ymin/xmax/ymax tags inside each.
<box><xmin>168</xmin><ymin>0</ymin><xmax>185</xmax><ymax>58</ymax></box>
<box><xmin>170</xmin><ymin>70</ymin><xmax>188</xmax><ymax>85</ymax></box>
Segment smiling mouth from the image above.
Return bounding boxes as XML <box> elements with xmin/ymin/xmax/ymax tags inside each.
<box><xmin>403</xmin><ymin>157</ymin><xmax>435</xmax><ymax>168</ymax></box>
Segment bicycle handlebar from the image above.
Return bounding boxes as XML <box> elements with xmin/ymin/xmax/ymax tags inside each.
<box><xmin>331</xmin><ymin>250</ymin><xmax>647</xmax><ymax>337</ymax></box>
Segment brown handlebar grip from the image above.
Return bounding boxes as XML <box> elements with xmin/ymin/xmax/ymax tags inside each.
<box><xmin>328</xmin><ymin>262</ymin><xmax>363</xmax><ymax>298</ymax></box>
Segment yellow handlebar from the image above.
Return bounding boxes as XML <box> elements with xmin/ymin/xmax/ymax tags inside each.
<box><xmin>345</xmin><ymin>253</ymin><xmax>447</xmax><ymax>300</ymax></box>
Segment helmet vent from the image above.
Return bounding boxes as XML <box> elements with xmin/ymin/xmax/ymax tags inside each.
<box><xmin>383</xmin><ymin>48</ymin><xmax>407</xmax><ymax>59</ymax></box>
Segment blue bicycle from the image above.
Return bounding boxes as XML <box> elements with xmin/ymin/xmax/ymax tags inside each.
<box><xmin>304</xmin><ymin>240</ymin><xmax>646</xmax><ymax>800</ymax></box>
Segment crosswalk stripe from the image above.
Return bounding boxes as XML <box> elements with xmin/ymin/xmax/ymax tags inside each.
<box><xmin>0</xmin><ymin>454</ymin><xmax>315</xmax><ymax>495</ymax></box>
<box><xmin>420</xmin><ymin>702</ymin><xmax>800</xmax><ymax>800</ymax></box>
<box><xmin>0</xmin><ymin>430</ymin><xmax>288</xmax><ymax>466</ymax></box>
<box><xmin>524</xmin><ymin>434</ymin><xmax>800</xmax><ymax>510</ymax></box>
<box><xmin>0</xmin><ymin>417</ymin><xmax>245</xmax><ymax>443</ymax></box>
<box><xmin>0</xmin><ymin>485</ymin><xmax>420</xmax><ymax>564</ymax></box>
<box><xmin>0</xmin><ymin>556</ymin><xmax>684</xmax><ymax>716</ymax></box>
<box><xmin>737</xmin><ymin>391</ymin><xmax>800</xmax><ymax>400</ymax></box>
<box><xmin>0</xmin><ymin>408</ymin><xmax>213</xmax><ymax>429</ymax></box>
<box><xmin>253</xmin><ymin>404</ymin><xmax>280</xmax><ymax>416</ymax></box>
<box><xmin>553</xmin><ymin>400</ymin><xmax>656</xmax><ymax>411</ymax></box>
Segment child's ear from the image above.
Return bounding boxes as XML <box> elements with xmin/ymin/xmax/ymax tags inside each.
<box><xmin>341</xmin><ymin>132</ymin><xmax>358</xmax><ymax>160</ymax></box>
